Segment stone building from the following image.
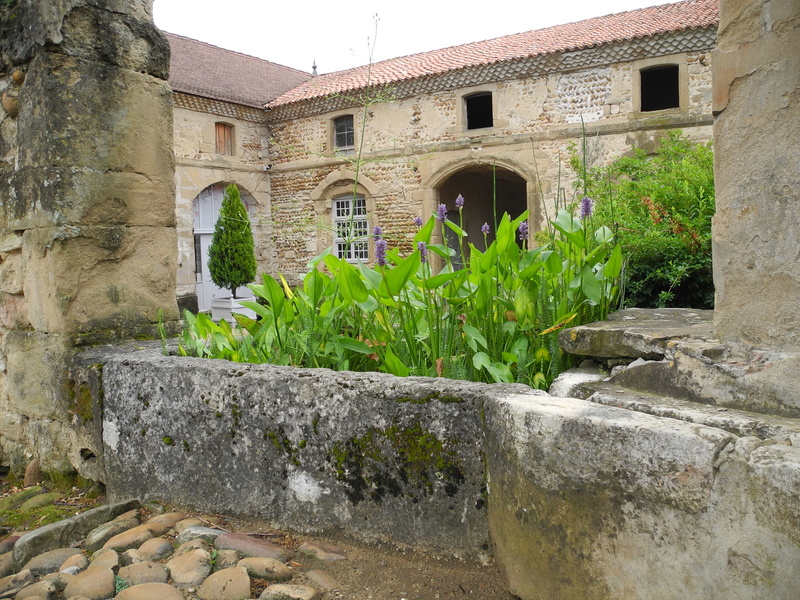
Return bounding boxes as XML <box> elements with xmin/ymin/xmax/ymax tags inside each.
<box><xmin>170</xmin><ymin>0</ymin><xmax>717</xmax><ymax>305</ymax></box>
<box><xmin>165</xmin><ymin>34</ymin><xmax>309</xmax><ymax>312</ymax></box>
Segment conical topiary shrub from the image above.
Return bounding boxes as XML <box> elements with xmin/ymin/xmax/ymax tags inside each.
<box><xmin>207</xmin><ymin>183</ymin><xmax>257</xmax><ymax>299</ymax></box>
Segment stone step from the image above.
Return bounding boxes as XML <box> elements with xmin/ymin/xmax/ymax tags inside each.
<box><xmin>560</xmin><ymin>308</ymin><xmax>800</xmax><ymax>419</ymax></box>
<box><xmin>583</xmin><ymin>379</ymin><xmax>800</xmax><ymax>445</ymax></box>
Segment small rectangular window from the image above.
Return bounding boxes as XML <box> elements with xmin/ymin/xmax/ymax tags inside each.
<box><xmin>333</xmin><ymin>195</ymin><xmax>368</xmax><ymax>261</ymax></box>
<box><xmin>466</xmin><ymin>93</ymin><xmax>493</xmax><ymax>130</ymax></box>
<box><xmin>640</xmin><ymin>65</ymin><xmax>680</xmax><ymax>112</ymax></box>
<box><xmin>215</xmin><ymin>122</ymin><xmax>233</xmax><ymax>155</ymax></box>
<box><xmin>334</xmin><ymin>115</ymin><xmax>355</xmax><ymax>150</ymax></box>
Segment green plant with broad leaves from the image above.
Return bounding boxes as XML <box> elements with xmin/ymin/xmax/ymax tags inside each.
<box><xmin>177</xmin><ymin>197</ymin><xmax>621</xmax><ymax>389</ymax></box>
<box><xmin>571</xmin><ymin>130</ymin><xmax>714</xmax><ymax>308</ymax></box>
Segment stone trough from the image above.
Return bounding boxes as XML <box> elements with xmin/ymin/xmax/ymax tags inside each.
<box><xmin>85</xmin><ymin>309</ymin><xmax>800</xmax><ymax>599</ymax></box>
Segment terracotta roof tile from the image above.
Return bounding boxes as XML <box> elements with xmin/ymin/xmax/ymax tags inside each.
<box><xmin>165</xmin><ymin>33</ymin><xmax>311</xmax><ymax>108</ymax></box>
<box><xmin>267</xmin><ymin>0</ymin><xmax>718</xmax><ymax>108</ymax></box>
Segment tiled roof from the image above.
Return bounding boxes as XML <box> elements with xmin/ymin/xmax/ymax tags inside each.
<box><xmin>267</xmin><ymin>0</ymin><xmax>718</xmax><ymax>109</ymax></box>
<box><xmin>165</xmin><ymin>33</ymin><xmax>311</xmax><ymax>108</ymax></box>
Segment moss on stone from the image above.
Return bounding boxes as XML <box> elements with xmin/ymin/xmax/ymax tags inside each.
<box><xmin>264</xmin><ymin>427</ymin><xmax>301</xmax><ymax>466</ymax></box>
<box><xmin>328</xmin><ymin>421</ymin><xmax>465</xmax><ymax>504</ymax></box>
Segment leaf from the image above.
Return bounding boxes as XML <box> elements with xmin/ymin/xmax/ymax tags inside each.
<box><xmin>486</xmin><ymin>362</ymin><xmax>514</xmax><ymax>383</ymax></box>
<box><xmin>338</xmin><ymin>260</ymin><xmax>369</xmax><ymax>303</ymax></box>
<box><xmin>356</xmin><ymin>295</ymin><xmax>379</xmax><ymax>313</ymax></box>
<box><xmin>385</xmin><ymin>251</ymin><xmax>421</xmax><ymax>296</ymax></box>
<box><xmin>444</xmin><ymin>219</ymin><xmax>467</xmax><ymax>237</ymax></box>
<box><xmin>414</xmin><ymin>216</ymin><xmax>435</xmax><ymax>244</ymax></box>
<box><xmin>542</xmin><ymin>250</ymin><xmax>563</xmax><ymax>274</ymax></box>
<box><xmin>581</xmin><ymin>264</ymin><xmax>602</xmax><ymax>304</ymax></box>
<box><xmin>472</xmin><ymin>351</ymin><xmax>491</xmax><ymax>370</ymax></box>
<box><xmin>463</xmin><ymin>324</ymin><xmax>488</xmax><ymax>352</ymax></box>
<box><xmin>384</xmin><ymin>348</ymin><xmax>409</xmax><ymax>377</ymax></box>
<box><xmin>337</xmin><ymin>336</ymin><xmax>374</xmax><ymax>354</ymax></box>
<box><xmin>604</xmin><ymin>244</ymin><xmax>623</xmax><ymax>278</ymax></box>
<box><xmin>594</xmin><ymin>225</ymin><xmax>614</xmax><ymax>244</ymax></box>
<box><xmin>424</xmin><ymin>271</ymin><xmax>462</xmax><ymax>289</ymax></box>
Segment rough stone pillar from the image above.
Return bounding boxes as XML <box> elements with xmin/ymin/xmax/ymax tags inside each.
<box><xmin>712</xmin><ymin>0</ymin><xmax>800</xmax><ymax>349</ymax></box>
<box><xmin>0</xmin><ymin>0</ymin><xmax>178</xmax><ymax>477</ymax></box>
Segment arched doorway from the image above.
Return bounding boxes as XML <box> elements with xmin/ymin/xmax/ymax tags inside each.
<box><xmin>437</xmin><ymin>164</ymin><xmax>528</xmax><ymax>261</ymax></box>
<box><xmin>192</xmin><ymin>183</ymin><xmax>256</xmax><ymax>312</ymax></box>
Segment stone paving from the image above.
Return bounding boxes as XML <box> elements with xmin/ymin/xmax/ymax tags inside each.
<box><xmin>0</xmin><ymin>490</ymin><xmax>346</xmax><ymax>600</ymax></box>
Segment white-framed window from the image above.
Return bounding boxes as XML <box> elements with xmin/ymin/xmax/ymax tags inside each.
<box><xmin>333</xmin><ymin>115</ymin><xmax>355</xmax><ymax>151</ymax></box>
<box><xmin>333</xmin><ymin>194</ymin><xmax>368</xmax><ymax>261</ymax></box>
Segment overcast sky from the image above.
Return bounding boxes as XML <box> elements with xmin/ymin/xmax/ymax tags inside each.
<box><xmin>153</xmin><ymin>0</ymin><xmax>685</xmax><ymax>74</ymax></box>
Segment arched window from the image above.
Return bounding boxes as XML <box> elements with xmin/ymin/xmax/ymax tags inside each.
<box><xmin>333</xmin><ymin>194</ymin><xmax>368</xmax><ymax>261</ymax></box>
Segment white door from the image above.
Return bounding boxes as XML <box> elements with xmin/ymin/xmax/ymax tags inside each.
<box><xmin>193</xmin><ymin>184</ymin><xmax>254</xmax><ymax>312</ymax></box>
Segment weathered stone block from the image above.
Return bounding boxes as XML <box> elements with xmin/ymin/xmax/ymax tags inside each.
<box><xmin>6</xmin><ymin>167</ymin><xmax>175</xmax><ymax>230</ymax></box>
<box><xmin>101</xmin><ymin>350</ymin><xmax>540</xmax><ymax>557</ymax></box>
<box><xmin>485</xmin><ymin>393</ymin><xmax>800</xmax><ymax>600</ymax></box>
<box><xmin>17</xmin><ymin>53</ymin><xmax>172</xmax><ymax>171</ymax></box>
<box><xmin>22</xmin><ymin>225</ymin><xmax>178</xmax><ymax>335</ymax></box>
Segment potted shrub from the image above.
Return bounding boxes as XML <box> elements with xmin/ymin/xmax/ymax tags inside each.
<box><xmin>208</xmin><ymin>183</ymin><xmax>258</xmax><ymax>322</ymax></box>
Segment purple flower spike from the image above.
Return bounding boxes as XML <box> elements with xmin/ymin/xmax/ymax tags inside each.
<box><xmin>436</xmin><ymin>203</ymin><xmax>448</xmax><ymax>222</ymax></box>
<box><xmin>455</xmin><ymin>194</ymin><xmax>465</xmax><ymax>209</ymax></box>
<box><xmin>373</xmin><ymin>225</ymin><xmax>383</xmax><ymax>237</ymax></box>
<box><xmin>418</xmin><ymin>241</ymin><xmax>428</xmax><ymax>263</ymax></box>
<box><xmin>580</xmin><ymin>195</ymin><xmax>594</xmax><ymax>220</ymax></box>
<box><xmin>518</xmin><ymin>220</ymin><xmax>529</xmax><ymax>241</ymax></box>
<box><xmin>481</xmin><ymin>223</ymin><xmax>490</xmax><ymax>235</ymax></box>
<box><xmin>375</xmin><ymin>238</ymin><xmax>388</xmax><ymax>267</ymax></box>
<box><xmin>413</xmin><ymin>216</ymin><xmax>423</xmax><ymax>227</ymax></box>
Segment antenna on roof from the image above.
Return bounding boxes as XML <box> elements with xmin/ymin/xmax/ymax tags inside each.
<box><xmin>312</xmin><ymin>60</ymin><xmax>317</xmax><ymax>76</ymax></box>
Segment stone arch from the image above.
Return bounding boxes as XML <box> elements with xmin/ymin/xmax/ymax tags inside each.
<box><xmin>174</xmin><ymin>164</ymin><xmax>270</xmax><ymax>310</ymax></box>
<box><xmin>191</xmin><ymin>182</ymin><xmax>258</xmax><ymax>313</ymax></box>
<box><xmin>423</xmin><ymin>157</ymin><xmax>539</xmax><ymax>256</ymax></box>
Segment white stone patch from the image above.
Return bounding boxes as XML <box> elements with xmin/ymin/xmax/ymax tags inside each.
<box><xmin>103</xmin><ymin>420</ymin><xmax>120</xmax><ymax>451</ymax></box>
<box><xmin>287</xmin><ymin>469</ymin><xmax>324</xmax><ymax>503</ymax></box>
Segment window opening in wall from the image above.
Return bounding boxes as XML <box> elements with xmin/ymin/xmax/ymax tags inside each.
<box><xmin>333</xmin><ymin>115</ymin><xmax>355</xmax><ymax>150</ymax></box>
<box><xmin>333</xmin><ymin>195</ymin><xmax>368</xmax><ymax>261</ymax></box>
<box><xmin>640</xmin><ymin>65</ymin><xmax>680</xmax><ymax>112</ymax></box>
<box><xmin>215</xmin><ymin>122</ymin><xmax>233</xmax><ymax>155</ymax></box>
<box><xmin>465</xmin><ymin>93</ymin><xmax>493</xmax><ymax>130</ymax></box>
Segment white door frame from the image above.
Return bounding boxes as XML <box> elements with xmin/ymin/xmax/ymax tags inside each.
<box><xmin>192</xmin><ymin>184</ymin><xmax>255</xmax><ymax>312</ymax></box>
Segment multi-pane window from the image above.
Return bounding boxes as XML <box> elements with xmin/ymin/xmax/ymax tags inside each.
<box><xmin>333</xmin><ymin>115</ymin><xmax>355</xmax><ymax>150</ymax></box>
<box><xmin>215</xmin><ymin>122</ymin><xmax>233</xmax><ymax>155</ymax></box>
<box><xmin>333</xmin><ymin>195</ymin><xmax>368</xmax><ymax>261</ymax></box>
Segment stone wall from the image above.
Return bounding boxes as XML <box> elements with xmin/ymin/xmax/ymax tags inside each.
<box><xmin>0</xmin><ymin>0</ymin><xmax>177</xmax><ymax>475</ymax></box>
<box><xmin>97</xmin><ymin>348</ymin><xmax>800</xmax><ymax>598</ymax></box>
<box><xmin>267</xmin><ymin>43</ymin><xmax>714</xmax><ymax>282</ymax></box>
<box><xmin>711</xmin><ymin>0</ymin><xmax>800</xmax><ymax>350</ymax></box>
<box><xmin>99</xmin><ymin>349</ymin><xmax>540</xmax><ymax>558</ymax></box>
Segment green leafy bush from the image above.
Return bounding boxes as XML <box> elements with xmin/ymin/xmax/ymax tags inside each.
<box><xmin>177</xmin><ymin>201</ymin><xmax>621</xmax><ymax>390</ymax></box>
<box><xmin>207</xmin><ymin>183</ymin><xmax>257</xmax><ymax>298</ymax></box>
<box><xmin>572</xmin><ymin>130</ymin><xmax>714</xmax><ymax>308</ymax></box>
